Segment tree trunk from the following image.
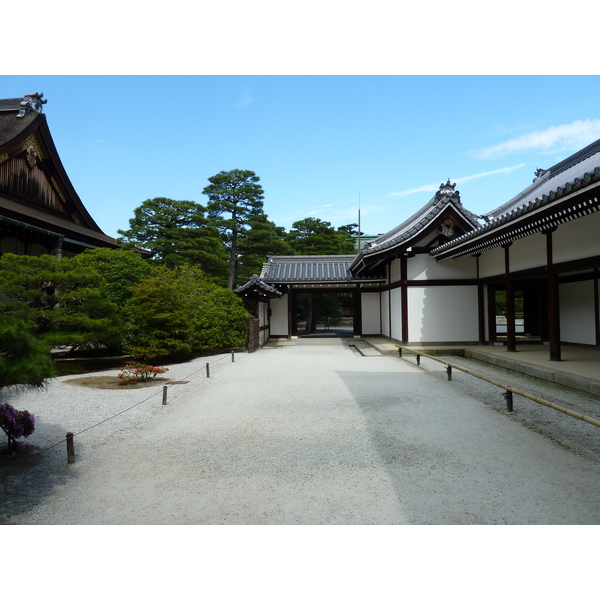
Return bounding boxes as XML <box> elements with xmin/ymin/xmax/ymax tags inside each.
<box><xmin>228</xmin><ymin>227</ymin><xmax>238</xmax><ymax>289</ymax></box>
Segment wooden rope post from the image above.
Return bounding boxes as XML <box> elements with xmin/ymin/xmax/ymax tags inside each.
<box><xmin>162</xmin><ymin>385</ymin><xmax>168</xmax><ymax>405</ymax></box>
<box><xmin>231</xmin><ymin>350</ymin><xmax>235</xmax><ymax>363</ymax></box>
<box><xmin>446</xmin><ymin>365</ymin><xmax>452</xmax><ymax>381</ymax></box>
<box><xmin>504</xmin><ymin>390</ymin><xmax>514</xmax><ymax>412</ymax></box>
<box><xmin>206</xmin><ymin>362</ymin><xmax>210</xmax><ymax>378</ymax></box>
<box><xmin>416</xmin><ymin>354</ymin><xmax>421</xmax><ymax>366</ymax></box>
<box><xmin>398</xmin><ymin>347</ymin><xmax>403</xmax><ymax>358</ymax></box>
<box><xmin>66</xmin><ymin>432</ymin><xmax>75</xmax><ymax>464</ymax></box>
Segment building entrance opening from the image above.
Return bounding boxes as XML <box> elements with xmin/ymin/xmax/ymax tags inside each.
<box><xmin>493</xmin><ymin>283</ymin><xmax>546</xmax><ymax>343</ymax></box>
<box><xmin>296</xmin><ymin>292</ymin><xmax>353</xmax><ymax>338</ymax></box>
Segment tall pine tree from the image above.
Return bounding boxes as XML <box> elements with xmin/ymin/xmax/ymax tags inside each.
<box><xmin>202</xmin><ymin>170</ymin><xmax>265</xmax><ymax>289</ymax></box>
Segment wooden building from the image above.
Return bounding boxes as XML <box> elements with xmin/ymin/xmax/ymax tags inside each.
<box><xmin>0</xmin><ymin>93</ymin><xmax>122</xmax><ymax>258</ymax></box>
<box><xmin>237</xmin><ymin>138</ymin><xmax>600</xmax><ymax>359</ymax></box>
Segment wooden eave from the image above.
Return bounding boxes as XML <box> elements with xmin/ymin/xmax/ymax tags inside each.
<box><xmin>0</xmin><ymin>110</ymin><xmax>103</xmax><ymax>233</ymax></box>
<box><xmin>432</xmin><ymin>180</ymin><xmax>600</xmax><ymax>262</ymax></box>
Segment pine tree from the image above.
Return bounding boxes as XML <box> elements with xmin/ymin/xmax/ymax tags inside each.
<box><xmin>202</xmin><ymin>170</ymin><xmax>265</xmax><ymax>289</ymax></box>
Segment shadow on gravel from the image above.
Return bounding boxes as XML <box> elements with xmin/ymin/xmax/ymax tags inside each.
<box><xmin>0</xmin><ymin>423</ymin><xmax>79</xmax><ymax>524</ymax></box>
<box><xmin>336</xmin><ymin>367</ymin><xmax>600</xmax><ymax>525</ymax></box>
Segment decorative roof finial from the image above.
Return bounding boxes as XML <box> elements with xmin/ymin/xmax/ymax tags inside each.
<box><xmin>435</xmin><ymin>179</ymin><xmax>461</xmax><ymax>204</ymax></box>
<box><xmin>17</xmin><ymin>93</ymin><xmax>47</xmax><ymax>118</ymax></box>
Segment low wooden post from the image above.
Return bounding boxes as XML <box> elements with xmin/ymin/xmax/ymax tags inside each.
<box><xmin>231</xmin><ymin>350</ymin><xmax>235</xmax><ymax>363</ymax></box>
<box><xmin>206</xmin><ymin>362</ymin><xmax>210</xmax><ymax>378</ymax></box>
<box><xmin>398</xmin><ymin>347</ymin><xmax>403</xmax><ymax>358</ymax></box>
<box><xmin>416</xmin><ymin>354</ymin><xmax>421</xmax><ymax>366</ymax></box>
<box><xmin>66</xmin><ymin>432</ymin><xmax>75</xmax><ymax>464</ymax></box>
<box><xmin>504</xmin><ymin>390</ymin><xmax>514</xmax><ymax>412</ymax></box>
<box><xmin>162</xmin><ymin>386</ymin><xmax>168</xmax><ymax>405</ymax></box>
<box><xmin>446</xmin><ymin>365</ymin><xmax>452</xmax><ymax>381</ymax></box>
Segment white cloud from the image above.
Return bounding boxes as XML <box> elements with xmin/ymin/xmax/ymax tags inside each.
<box><xmin>389</xmin><ymin>164</ymin><xmax>526</xmax><ymax>198</ymax></box>
<box><xmin>474</xmin><ymin>119</ymin><xmax>600</xmax><ymax>159</ymax></box>
<box><xmin>235</xmin><ymin>88</ymin><xmax>254</xmax><ymax>108</ymax></box>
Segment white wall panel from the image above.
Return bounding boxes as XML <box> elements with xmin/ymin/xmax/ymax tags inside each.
<box><xmin>381</xmin><ymin>290</ymin><xmax>390</xmax><ymax>336</ymax></box>
<box><xmin>361</xmin><ymin>292</ymin><xmax>381</xmax><ymax>335</ymax></box>
<box><xmin>389</xmin><ymin>259</ymin><xmax>401</xmax><ymax>283</ymax></box>
<box><xmin>479</xmin><ymin>246</ymin><xmax>505</xmax><ymax>278</ymax></box>
<box><xmin>408</xmin><ymin>254</ymin><xmax>477</xmax><ymax>280</ymax></box>
<box><xmin>407</xmin><ymin>286</ymin><xmax>479</xmax><ymax>343</ymax></box>
<box><xmin>553</xmin><ymin>211</ymin><xmax>600</xmax><ymax>264</ymax></box>
<box><xmin>559</xmin><ymin>280</ymin><xmax>596</xmax><ymax>345</ymax></box>
<box><xmin>390</xmin><ymin>288</ymin><xmax>402</xmax><ymax>340</ymax></box>
<box><xmin>509</xmin><ymin>234</ymin><xmax>547</xmax><ymax>272</ymax></box>
<box><xmin>269</xmin><ymin>295</ymin><xmax>289</xmax><ymax>336</ymax></box>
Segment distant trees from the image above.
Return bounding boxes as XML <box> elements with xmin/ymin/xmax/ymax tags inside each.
<box><xmin>117</xmin><ymin>197</ymin><xmax>228</xmax><ymax>284</ymax></box>
<box><xmin>286</xmin><ymin>217</ymin><xmax>356</xmax><ymax>255</ymax></box>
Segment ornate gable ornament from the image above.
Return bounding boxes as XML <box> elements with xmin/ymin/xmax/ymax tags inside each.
<box><xmin>435</xmin><ymin>179</ymin><xmax>461</xmax><ymax>204</ymax></box>
<box><xmin>17</xmin><ymin>93</ymin><xmax>47</xmax><ymax>118</ymax></box>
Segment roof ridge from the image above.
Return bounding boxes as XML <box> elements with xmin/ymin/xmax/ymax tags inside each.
<box><xmin>548</xmin><ymin>136</ymin><xmax>600</xmax><ymax>176</ymax></box>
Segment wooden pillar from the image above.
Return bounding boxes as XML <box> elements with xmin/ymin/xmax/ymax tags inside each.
<box><xmin>288</xmin><ymin>287</ymin><xmax>297</xmax><ymax>339</ymax></box>
<box><xmin>504</xmin><ymin>244</ymin><xmax>517</xmax><ymax>352</ymax></box>
<box><xmin>475</xmin><ymin>255</ymin><xmax>486</xmax><ymax>344</ymax></box>
<box><xmin>545</xmin><ymin>229</ymin><xmax>561</xmax><ymax>361</ymax></box>
<box><xmin>401</xmin><ymin>256</ymin><xmax>408</xmax><ymax>344</ymax></box>
<box><xmin>594</xmin><ymin>268</ymin><xmax>600</xmax><ymax>347</ymax></box>
<box><xmin>353</xmin><ymin>287</ymin><xmax>362</xmax><ymax>337</ymax></box>
<box><xmin>487</xmin><ymin>286</ymin><xmax>497</xmax><ymax>344</ymax></box>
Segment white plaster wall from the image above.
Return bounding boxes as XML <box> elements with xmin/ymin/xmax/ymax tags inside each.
<box><xmin>390</xmin><ymin>288</ymin><xmax>402</xmax><ymax>340</ymax></box>
<box><xmin>381</xmin><ymin>290</ymin><xmax>390</xmax><ymax>337</ymax></box>
<box><xmin>258</xmin><ymin>303</ymin><xmax>269</xmax><ymax>345</ymax></box>
<box><xmin>509</xmin><ymin>234</ymin><xmax>547</xmax><ymax>272</ymax></box>
<box><xmin>553</xmin><ymin>211</ymin><xmax>600</xmax><ymax>264</ymax></box>
<box><xmin>479</xmin><ymin>245</ymin><xmax>506</xmax><ymax>278</ymax></box>
<box><xmin>269</xmin><ymin>295</ymin><xmax>289</xmax><ymax>336</ymax></box>
<box><xmin>407</xmin><ymin>286</ymin><xmax>479</xmax><ymax>343</ymax></box>
<box><xmin>559</xmin><ymin>280</ymin><xmax>596</xmax><ymax>345</ymax></box>
<box><xmin>408</xmin><ymin>254</ymin><xmax>477</xmax><ymax>280</ymax></box>
<box><xmin>361</xmin><ymin>292</ymin><xmax>381</xmax><ymax>335</ymax></box>
<box><xmin>389</xmin><ymin>259</ymin><xmax>401</xmax><ymax>283</ymax></box>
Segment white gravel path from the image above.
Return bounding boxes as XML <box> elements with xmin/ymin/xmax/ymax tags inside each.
<box><xmin>1</xmin><ymin>339</ymin><xmax>599</xmax><ymax>525</ymax></box>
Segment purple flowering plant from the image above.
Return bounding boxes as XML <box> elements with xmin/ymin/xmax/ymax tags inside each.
<box><xmin>0</xmin><ymin>403</ymin><xmax>35</xmax><ymax>451</ymax></box>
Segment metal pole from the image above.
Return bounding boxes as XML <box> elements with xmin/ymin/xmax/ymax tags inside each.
<box><xmin>66</xmin><ymin>432</ymin><xmax>75</xmax><ymax>464</ymax></box>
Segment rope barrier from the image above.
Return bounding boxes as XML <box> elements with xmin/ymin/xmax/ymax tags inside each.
<box><xmin>35</xmin><ymin>350</ymin><xmax>239</xmax><ymax>456</ymax></box>
<box><xmin>397</xmin><ymin>345</ymin><xmax>600</xmax><ymax>429</ymax></box>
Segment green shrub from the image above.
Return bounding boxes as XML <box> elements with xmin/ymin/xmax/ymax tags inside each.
<box><xmin>0</xmin><ymin>315</ymin><xmax>55</xmax><ymax>389</ymax></box>
<box><xmin>123</xmin><ymin>265</ymin><xmax>248</xmax><ymax>362</ymax></box>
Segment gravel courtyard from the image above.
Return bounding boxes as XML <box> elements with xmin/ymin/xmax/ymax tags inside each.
<box><xmin>1</xmin><ymin>338</ymin><xmax>599</xmax><ymax>525</ymax></box>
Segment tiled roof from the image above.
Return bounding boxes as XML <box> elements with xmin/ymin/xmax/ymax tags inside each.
<box><xmin>432</xmin><ymin>138</ymin><xmax>600</xmax><ymax>259</ymax></box>
<box><xmin>358</xmin><ymin>180</ymin><xmax>481</xmax><ymax>258</ymax></box>
<box><xmin>348</xmin><ymin>181</ymin><xmax>481</xmax><ymax>274</ymax></box>
<box><xmin>234</xmin><ymin>274</ymin><xmax>282</xmax><ymax>296</ymax></box>
<box><xmin>0</xmin><ymin>98</ymin><xmax>24</xmax><ymax>111</ymax></box>
<box><xmin>260</xmin><ymin>255</ymin><xmax>357</xmax><ymax>283</ymax></box>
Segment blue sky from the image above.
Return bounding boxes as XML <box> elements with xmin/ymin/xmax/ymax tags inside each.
<box><xmin>2</xmin><ymin>75</ymin><xmax>600</xmax><ymax>239</ymax></box>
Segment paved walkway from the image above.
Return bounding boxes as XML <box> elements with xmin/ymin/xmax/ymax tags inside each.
<box><xmin>4</xmin><ymin>337</ymin><xmax>599</xmax><ymax>525</ymax></box>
